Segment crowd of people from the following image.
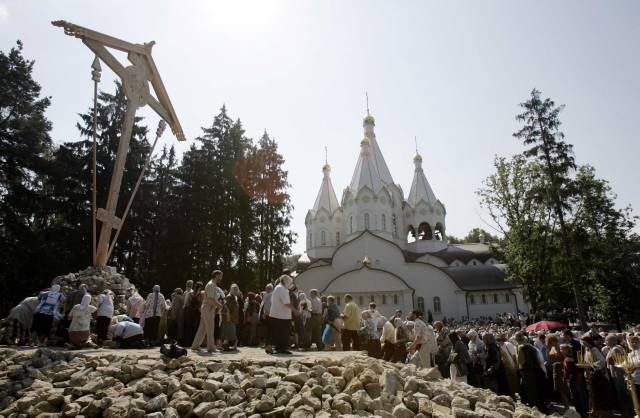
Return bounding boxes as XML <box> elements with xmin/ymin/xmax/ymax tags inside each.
<box><xmin>1</xmin><ymin>271</ymin><xmax>639</xmax><ymax>416</ymax></box>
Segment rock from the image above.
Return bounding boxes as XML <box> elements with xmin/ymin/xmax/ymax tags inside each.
<box><xmin>451</xmin><ymin>396</ymin><xmax>471</xmax><ymax>410</ymax></box>
<box><xmin>350</xmin><ymin>389</ymin><xmax>372</xmax><ymax>412</ymax></box>
<box><xmin>332</xmin><ymin>399</ymin><xmax>352</xmax><ymax>414</ymax></box>
<box><xmin>174</xmin><ymin>400</ymin><xmax>194</xmax><ymax>416</ymax></box>
<box><xmin>393</xmin><ymin>403</ymin><xmax>416</xmax><ymax>418</ymax></box>
<box><xmin>452</xmin><ymin>407</ymin><xmax>484</xmax><ymax>418</ymax></box>
<box><xmin>432</xmin><ymin>393</ymin><xmax>452</xmax><ymax>407</ymax></box>
<box><xmin>301</xmin><ymin>391</ymin><xmax>321</xmax><ymax>410</ymax></box>
<box><xmin>139</xmin><ymin>379</ymin><xmax>164</xmax><ymax>397</ymax></box>
<box><xmin>126</xmin><ymin>407</ymin><xmax>146</xmax><ymax>418</ymax></box>
<box><xmin>416</xmin><ymin>367</ymin><xmax>442</xmax><ymax>381</ymax></box>
<box><xmin>284</xmin><ymin>372</ymin><xmax>309</xmax><ymax>386</ymax></box>
<box><xmin>404</xmin><ymin>376</ymin><xmax>419</xmax><ymax>393</ymax></box>
<box><xmin>145</xmin><ymin>394</ymin><xmax>168</xmax><ymax>413</ymax></box>
<box><xmin>192</xmin><ymin>402</ymin><xmax>215</xmax><ymax>417</ymax></box>
<box><xmin>365</xmin><ymin>382</ymin><xmax>381</xmax><ymax>398</ymax></box>
<box><xmin>262</xmin><ymin>406</ymin><xmax>286</xmax><ymax>418</ymax></box>
<box><xmin>290</xmin><ymin>405</ymin><xmax>315</xmax><ymax>418</ymax></box>
<box><xmin>379</xmin><ymin>369</ymin><xmax>403</xmax><ymax>395</ymax></box>
<box><xmin>63</xmin><ymin>402</ymin><xmax>82</xmax><ymax>417</ymax></box>
<box><xmin>374</xmin><ymin>411</ymin><xmax>395</xmax><ymax>418</ymax></box>
<box><xmin>255</xmin><ymin>396</ymin><xmax>275</xmax><ymax>412</ymax></box>
<box><xmin>358</xmin><ymin>368</ymin><xmax>378</xmax><ymax>385</ymax></box>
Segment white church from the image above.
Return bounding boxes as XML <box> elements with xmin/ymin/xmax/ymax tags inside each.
<box><xmin>295</xmin><ymin>112</ymin><xmax>529</xmax><ymax>320</ymax></box>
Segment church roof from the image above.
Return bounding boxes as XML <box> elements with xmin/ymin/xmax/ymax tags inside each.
<box><xmin>407</xmin><ymin>154</ymin><xmax>437</xmax><ymax>207</ymax></box>
<box><xmin>348</xmin><ymin>115</ymin><xmax>395</xmax><ymax>194</ymax></box>
<box><xmin>312</xmin><ymin>165</ymin><xmax>340</xmax><ymax>214</ymax></box>
<box><xmin>443</xmin><ymin>264</ymin><xmax>517</xmax><ymax>290</ymax></box>
<box><xmin>429</xmin><ymin>244</ymin><xmax>494</xmax><ymax>264</ymax></box>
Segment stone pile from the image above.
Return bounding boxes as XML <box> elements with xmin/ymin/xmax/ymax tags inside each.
<box><xmin>51</xmin><ymin>266</ymin><xmax>132</xmax><ymax>311</ymax></box>
<box><xmin>0</xmin><ymin>348</ymin><xmax>556</xmax><ymax>418</ymax></box>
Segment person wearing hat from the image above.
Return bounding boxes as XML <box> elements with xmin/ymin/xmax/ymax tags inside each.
<box><xmin>95</xmin><ymin>289</ymin><xmax>114</xmax><ymax>346</ymax></box>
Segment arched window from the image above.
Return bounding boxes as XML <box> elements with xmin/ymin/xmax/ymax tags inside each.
<box><xmin>382</xmin><ymin>295</ymin><xmax>387</xmax><ymax>305</ymax></box>
<box><xmin>392</xmin><ymin>214</ymin><xmax>398</xmax><ymax>238</ymax></box>
<box><xmin>321</xmin><ymin>231</ymin><xmax>326</xmax><ymax>246</ymax></box>
<box><xmin>370</xmin><ymin>295</ymin><xmax>375</xmax><ymax>303</ymax></box>
<box><xmin>364</xmin><ymin>213</ymin><xmax>370</xmax><ymax>230</ymax></box>
<box><xmin>359</xmin><ymin>295</ymin><xmax>364</xmax><ymax>306</ymax></box>
<box><xmin>349</xmin><ymin>216</ymin><xmax>353</xmax><ymax>234</ymax></box>
<box><xmin>469</xmin><ymin>294</ymin><xmax>475</xmax><ymax>304</ymax></box>
<box><xmin>417</xmin><ymin>297</ymin><xmax>425</xmax><ymax>313</ymax></box>
<box><xmin>433</xmin><ymin>296</ymin><xmax>441</xmax><ymax>314</ymax></box>
<box><xmin>394</xmin><ymin>294</ymin><xmax>399</xmax><ymax>305</ymax></box>
<box><xmin>493</xmin><ymin>294</ymin><xmax>498</xmax><ymax>304</ymax></box>
<box><xmin>336</xmin><ymin>296</ymin><xmax>341</xmax><ymax>306</ymax></box>
<box><xmin>481</xmin><ymin>294</ymin><xmax>487</xmax><ymax>304</ymax></box>
<box><xmin>418</xmin><ymin>222</ymin><xmax>433</xmax><ymax>240</ymax></box>
<box><xmin>335</xmin><ymin>231</ymin><xmax>341</xmax><ymax>246</ymax></box>
<box><xmin>505</xmin><ymin>293</ymin><xmax>511</xmax><ymax>303</ymax></box>
<box><xmin>434</xmin><ymin>223</ymin><xmax>445</xmax><ymax>240</ymax></box>
<box><xmin>381</xmin><ymin>214</ymin><xmax>386</xmax><ymax>231</ymax></box>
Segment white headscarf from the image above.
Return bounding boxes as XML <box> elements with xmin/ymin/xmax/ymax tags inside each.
<box><xmin>80</xmin><ymin>294</ymin><xmax>91</xmax><ymax>309</ymax></box>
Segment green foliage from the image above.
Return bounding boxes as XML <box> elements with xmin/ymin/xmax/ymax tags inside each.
<box><xmin>0</xmin><ymin>43</ymin><xmax>295</xmax><ymax>314</ymax></box>
<box><xmin>480</xmin><ymin>89</ymin><xmax>640</xmax><ymax>328</ymax></box>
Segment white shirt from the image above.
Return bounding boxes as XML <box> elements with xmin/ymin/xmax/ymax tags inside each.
<box><xmin>413</xmin><ymin>318</ymin><xmax>429</xmax><ymax>345</ymax></box>
<box><xmin>112</xmin><ymin>321</ymin><xmax>143</xmax><ymax>339</ymax></box>
<box><xmin>310</xmin><ymin>296</ymin><xmax>323</xmax><ymax>314</ymax></box>
<box><xmin>96</xmin><ymin>293</ymin><xmax>114</xmax><ymax>318</ymax></box>
<box><xmin>269</xmin><ymin>284</ymin><xmax>292</xmax><ymax>320</ymax></box>
<box><xmin>380</xmin><ymin>321</ymin><xmax>396</xmax><ymax>344</ymax></box>
<box><xmin>69</xmin><ymin>304</ymin><xmax>97</xmax><ymax>332</ymax></box>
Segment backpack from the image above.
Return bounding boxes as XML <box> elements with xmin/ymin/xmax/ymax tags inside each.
<box><xmin>161</xmin><ymin>342</ymin><xmax>187</xmax><ymax>358</ymax></box>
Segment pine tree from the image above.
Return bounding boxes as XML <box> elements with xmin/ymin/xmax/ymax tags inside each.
<box><xmin>513</xmin><ymin>89</ymin><xmax>588</xmax><ymax>329</ymax></box>
<box><xmin>0</xmin><ymin>41</ymin><xmax>55</xmax><ymax>313</ymax></box>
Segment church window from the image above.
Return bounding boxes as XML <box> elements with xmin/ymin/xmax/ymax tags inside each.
<box><xmin>336</xmin><ymin>296</ymin><xmax>341</xmax><ymax>306</ymax></box>
<box><xmin>433</xmin><ymin>297</ymin><xmax>441</xmax><ymax>314</ymax></box>
<box><xmin>336</xmin><ymin>231</ymin><xmax>340</xmax><ymax>245</ymax></box>
<box><xmin>359</xmin><ymin>295</ymin><xmax>364</xmax><ymax>306</ymax></box>
<box><xmin>493</xmin><ymin>294</ymin><xmax>498</xmax><ymax>304</ymax></box>
<box><xmin>381</xmin><ymin>214</ymin><xmax>386</xmax><ymax>231</ymax></box>
<box><xmin>364</xmin><ymin>213</ymin><xmax>370</xmax><ymax>230</ymax></box>
<box><xmin>321</xmin><ymin>231</ymin><xmax>326</xmax><ymax>246</ymax></box>
<box><xmin>417</xmin><ymin>297</ymin><xmax>425</xmax><ymax>313</ymax></box>
<box><xmin>418</xmin><ymin>223</ymin><xmax>433</xmax><ymax>240</ymax></box>
<box><xmin>481</xmin><ymin>294</ymin><xmax>487</xmax><ymax>304</ymax></box>
<box><xmin>350</xmin><ymin>217</ymin><xmax>353</xmax><ymax>234</ymax></box>
<box><xmin>394</xmin><ymin>294</ymin><xmax>399</xmax><ymax>305</ymax></box>
<box><xmin>392</xmin><ymin>214</ymin><xmax>398</xmax><ymax>238</ymax></box>
<box><xmin>382</xmin><ymin>295</ymin><xmax>387</xmax><ymax>305</ymax></box>
<box><xmin>370</xmin><ymin>294</ymin><xmax>375</xmax><ymax>303</ymax></box>
<box><xmin>469</xmin><ymin>294</ymin><xmax>475</xmax><ymax>304</ymax></box>
<box><xmin>505</xmin><ymin>293</ymin><xmax>511</xmax><ymax>303</ymax></box>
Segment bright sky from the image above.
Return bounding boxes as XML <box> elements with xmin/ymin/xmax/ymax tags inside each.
<box><xmin>2</xmin><ymin>1</ymin><xmax>639</xmax><ymax>255</ymax></box>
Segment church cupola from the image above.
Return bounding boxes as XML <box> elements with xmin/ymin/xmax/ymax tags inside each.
<box><xmin>405</xmin><ymin>144</ymin><xmax>447</xmax><ymax>250</ymax></box>
<box><xmin>306</xmin><ymin>156</ymin><xmax>343</xmax><ymax>261</ymax></box>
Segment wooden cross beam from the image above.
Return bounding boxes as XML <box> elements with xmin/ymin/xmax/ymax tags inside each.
<box><xmin>53</xmin><ymin>20</ymin><xmax>184</xmax><ymax>266</ymax></box>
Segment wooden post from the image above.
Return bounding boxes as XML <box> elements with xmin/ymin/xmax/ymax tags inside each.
<box><xmin>91</xmin><ymin>56</ymin><xmax>101</xmax><ymax>266</ymax></box>
<box><xmin>95</xmin><ymin>99</ymin><xmax>140</xmax><ymax>266</ymax></box>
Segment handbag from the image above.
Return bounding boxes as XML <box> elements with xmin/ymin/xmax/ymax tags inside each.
<box><xmin>160</xmin><ymin>342</ymin><xmax>187</xmax><ymax>358</ymax></box>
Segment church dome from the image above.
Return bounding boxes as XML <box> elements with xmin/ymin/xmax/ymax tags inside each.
<box><xmin>360</xmin><ymin>137</ymin><xmax>370</xmax><ymax>146</ymax></box>
<box><xmin>363</xmin><ymin>115</ymin><xmax>375</xmax><ymax>125</ymax></box>
<box><xmin>323</xmin><ymin>163</ymin><xmax>332</xmax><ymax>172</ymax></box>
<box><xmin>413</xmin><ymin>152</ymin><xmax>423</xmax><ymax>162</ymax></box>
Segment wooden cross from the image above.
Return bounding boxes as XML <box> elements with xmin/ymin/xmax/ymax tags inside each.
<box><xmin>53</xmin><ymin>20</ymin><xmax>184</xmax><ymax>266</ymax></box>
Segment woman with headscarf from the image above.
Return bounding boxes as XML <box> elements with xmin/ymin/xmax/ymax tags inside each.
<box><xmin>483</xmin><ymin>332</ymin><xmax>506</xmax><ymax>394</ymax></box>
<box><xmin>497</xmin><ymin>333</ymin><xmax>520</xmax><ymax>398</ymax></box>
<box><xmin>183</xmin><ymin>281</ymin><xmax>203</xmax><ymax>346</ymax></box>
<box><xmin>581</xmin><ymin>335</ymin><xmax>615</xmax><ymax>411</ymax></box>
<box><xmin>244</xmin><ymin>292</ymin><xmax>260</xmax><ymax>347</ymax></box>
<box><xmin>546</xmin><ymin>334</ymin><xmax>570</xmax><ymax>409</ymax></box>
<box><xmin>32</xmin><ymin>284</ymin><xmax>65</xmax><ymax>346</ymax></box>
<box><xmin>229</xmin><ymin>283</ymin><xmax>245</xmax><ymax>345</ymax></box>
<box><xmin>467</xmin><ymin>330</ymin><xmax>486</xmax><ymax>387</ymax></box>
<box><xmin>143</xmin><ymin>285</ymin><xmax>166</xmax><ymax>346</ymax></box>
<box><xmin>167</xmin><ymin>288</ymin><xmax>184</xmax><ymax>343</ymax></box>
<box><xmin>393</xmin><ymin>317</ymin><xmax>409</xmax><ymax>363</ymax></box>
<box><xmin>67</xmin><ymin>294</ymin><xmax>97</xmax><ymax>348</ymax></box>
<box><xmin>449</xmin><ymin>331</ymin><xmax>471</xmax><ymax>383</ymax></box>
<box><xmin>3</xmin><ymin>297</ymin><xmax>39</xmax><ymax>345</ymax></box>
<box><xmin>362</xmin><ymin>311</ymin><xmax>381</xmax><ymax>358</ymax></box>
<box><xmin>95</xmin><ymin>289</ymin><xmax>114</xmax><ymax>345</ymax></box>
<box><xmin>126</xmin><ymin>287</ymin><xmax>144</xmax><ymax>324</ymax></box>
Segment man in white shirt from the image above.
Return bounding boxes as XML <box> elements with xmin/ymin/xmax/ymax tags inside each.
<box><xmin>110</xmin><ymin>321</ymin><xmax>145</xmax><ymax>348</ymax></box>
<box><xmin>268</xmin><ymin>275</ymin><xmax>296</xmax><ymax>354</ymax></box>
<box><xmin>407</xmin><ymin>310</ymin><xmax>437</xmax><ymax>368</ymax></box>
<box><xmin>309</xmin><ymin>289</ymin><xmax>324</xmax><ymax>351</ymax></box>
<box><xmin>380</xmin><ymin>317</ymin><xmax>396</xmax><ymax>361</ymax></box>
<box><xmin>191</xmin><ymin>270</ymin><xmax>223</xmax><ymax>353</ymax></box>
